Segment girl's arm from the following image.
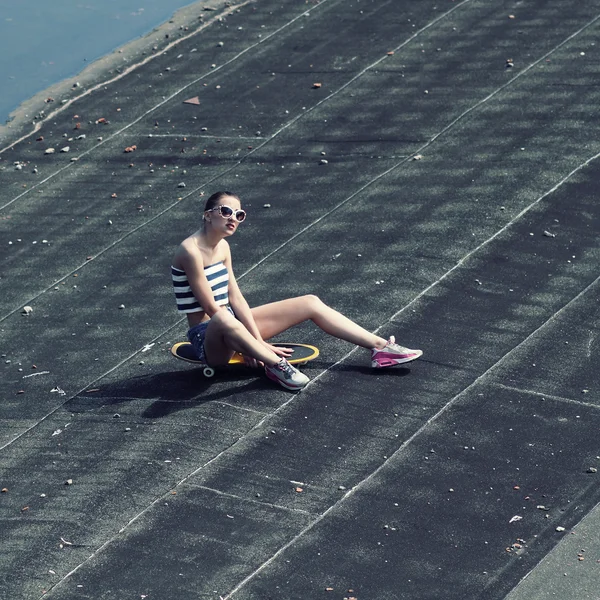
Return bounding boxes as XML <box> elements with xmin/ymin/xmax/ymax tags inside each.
<box><xmin>224</xmin><ymin>242</ymin><xmax>264</xmax><ymax>340</ymax></box>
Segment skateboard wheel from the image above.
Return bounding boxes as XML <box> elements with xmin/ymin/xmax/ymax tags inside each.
<box><xmin>203</xmin><ymin>367</ymin><xmax>215</xmax><ymax>378</ymax></box>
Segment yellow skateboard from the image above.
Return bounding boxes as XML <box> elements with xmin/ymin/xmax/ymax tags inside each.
<box><xmin>171</xmin><ymin>342</ymin><xmax>319</xmax><ymax>378</ymax></box>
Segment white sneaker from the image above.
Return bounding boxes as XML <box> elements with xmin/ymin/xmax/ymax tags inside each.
<box><xmin>371</xmin><ymin>336</ymin><xmax>423</xmax><ymax>368</ymax></box>
<box><xmin>265</xmin><ymin>359</ymin><xmax>310</xmax><ymax>391</ymax></box>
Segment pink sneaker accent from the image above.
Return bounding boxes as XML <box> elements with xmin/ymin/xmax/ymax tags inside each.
<box><xmin>371</xmin><ymin>336</ymin><xmax>423</xmax><ymax>368</ymax></box>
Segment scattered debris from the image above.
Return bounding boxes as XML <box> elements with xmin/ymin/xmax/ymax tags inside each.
<box><xmin>509</xmin><ymin>515</ymin><xmax>523</xmax><ymax>523</ymax></box>
<box><xmin>23</xmin><ymin>371</ymin><xmax>50</xmax><ymax>379</ymax></box>
<box><xmin>183</xmin><ymin>96</ymin><xmax>200</xmax><ymax>105</ymax></box>
<box><xmin>506</xmin><ymin>538</ymin><xmax>527</xmax><ymax>553</ymax></box>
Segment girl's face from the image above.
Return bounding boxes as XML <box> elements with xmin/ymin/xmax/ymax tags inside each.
<box><xmin>205</xmin><ymin>196</ymin><xmax>245</xmax><ymax>236</ymax></box>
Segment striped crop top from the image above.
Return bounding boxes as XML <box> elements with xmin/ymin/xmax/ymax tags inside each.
<box><xmin>171</xmin><ymin>261</ymin><xmax>229</xmax><ymax>313</ymax></box>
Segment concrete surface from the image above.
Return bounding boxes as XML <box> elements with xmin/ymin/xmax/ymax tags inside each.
<box><xmin>1</xmin><ymin>0</ymin><xmax>600</xmax><ymax>598</ymax></box>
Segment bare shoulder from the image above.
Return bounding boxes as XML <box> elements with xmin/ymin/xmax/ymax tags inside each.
<box><xmin>172</xmin><ymin>235</ymin><xmax>203</xmax><ymax>270</ymax></box>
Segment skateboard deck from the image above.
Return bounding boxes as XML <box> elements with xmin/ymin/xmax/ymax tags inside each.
<box><xmin>171</xmin><ymin>342</ymin><xmax>319</xmax><ymax>377</ymax></box>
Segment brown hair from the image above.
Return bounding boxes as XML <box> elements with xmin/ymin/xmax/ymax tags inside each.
<box><xmin>204</xmin><ymin>191</ymin><xmax>240</xmax><ymax>213</ymax></box>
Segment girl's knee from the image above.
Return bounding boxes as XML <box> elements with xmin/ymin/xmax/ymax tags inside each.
<box><xmin>305</xmin><ymin>294</ymin><xmax>323</xmax><ymax>307</ymax></box>
<box><xmin>303</xmin><ymin>294</ymin><xmax>327</xmax><ymax>316</ymax></box>
<box><xmin>209</xmin><ymin>308</ymin><xmax>239</xmax><ymax>331</ymax></box>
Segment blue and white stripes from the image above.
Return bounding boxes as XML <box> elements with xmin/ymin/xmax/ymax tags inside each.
<box><xmin>171</xmin><ymin>261</ymin><xmax>229</xmax><ymax>313</ymax></box>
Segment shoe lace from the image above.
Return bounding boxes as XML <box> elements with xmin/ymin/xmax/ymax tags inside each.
<box><xmin>380</xmin><ymin>336</ymin><xmax>409</xmax><ymax>353</ymax></box>
<box><xmin>275</xmin><ymin>359</ymin><xmax>295</xmax><ymax>378</ymax></box>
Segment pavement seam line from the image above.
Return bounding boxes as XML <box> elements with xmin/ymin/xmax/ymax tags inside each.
<box><xmin>186</xmin><ymin>484</ymin><xmax>315</xmax><ymax>516</ymax></box>
<box><xmin>145</xmin><ymin>134</ymin><xmax>266</xmax><ymax>139</ymax></box>
<box><xmin>220</xmin><ymin>272</ymin><xmax>600</xmax><ymax>600</ymax></box>
<box><xmin>494</xmin><ymin>383</ymin><xmax>600</xmax><ymax>412</ymax></box>
<box><xmin>214</xmin><ymin>401</ymin><xmax>269</xmax><ymax>415</ymax></box>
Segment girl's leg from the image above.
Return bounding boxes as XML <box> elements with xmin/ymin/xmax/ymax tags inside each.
<box><xmin>203</xmin><ymin>309</ymin><xmax>281</xmax><ymax>367</ymax></box>
<box><xmin>251</xmin><ymin>295</ymin><xmax>388</xmax><ymax>349</ymax></box>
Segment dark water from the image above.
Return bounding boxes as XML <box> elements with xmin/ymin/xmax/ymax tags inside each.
<box><xmin>0</xmin><ymin>0</ymin><xmax>200</xmax><ymax>124</ymax></box>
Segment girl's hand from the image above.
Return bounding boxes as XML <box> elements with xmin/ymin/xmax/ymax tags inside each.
<box><xmin>242</xmin><ymin>355</ymin><xmax>262</xmax><ymax>368</ymax></box>
<box><xmin>264</xmin><ymin>342</ymin><xmax>293</xmax><ymax>359</ymax></box>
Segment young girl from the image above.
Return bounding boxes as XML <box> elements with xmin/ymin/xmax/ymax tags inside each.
<box><xmin>171</xmin><ymin>191</ymin><xmax>422</xmax><ymax>391</ymax></box>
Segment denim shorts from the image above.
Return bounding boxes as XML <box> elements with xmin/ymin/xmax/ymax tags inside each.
<box><xmin>187</xmin><ymin>306</ymin><xmax>234</xmax><ymax>363</ymax></box>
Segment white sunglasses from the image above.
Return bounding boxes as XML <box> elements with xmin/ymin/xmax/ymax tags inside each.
<box><xmin>206</xmin><ymin>205</ymin><xmax>246</xmax><ymax>223</ymax></box>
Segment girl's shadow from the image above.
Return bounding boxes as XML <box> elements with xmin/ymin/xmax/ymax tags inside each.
<box><xmin>65</xmin><ymin>360</ymin><xmax>412</xmax><ymax>419</ymax></box>
<box><xmin>66</xmin><ymin>366</ymin><xmax>273</xmax><ymax>419</ymax></box>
